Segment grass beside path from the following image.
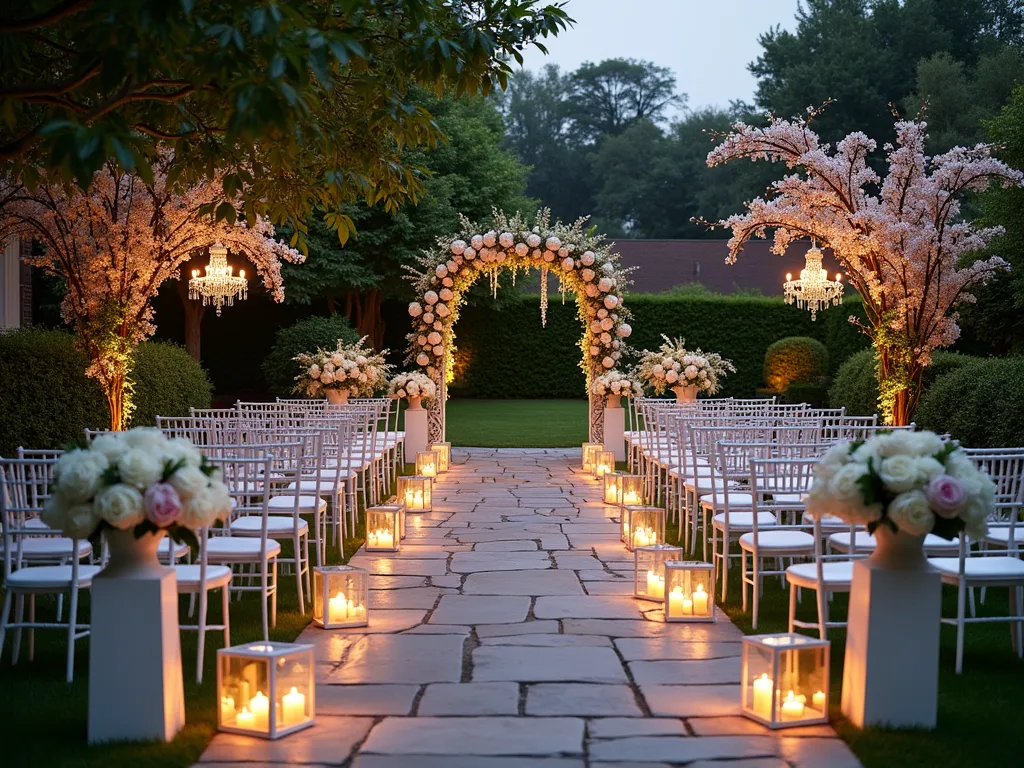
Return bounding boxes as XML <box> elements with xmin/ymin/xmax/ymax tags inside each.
<box><xmin>445</xmin><ymin>398</ymin><xmax>589</xmax><ymax>447</ymax></box>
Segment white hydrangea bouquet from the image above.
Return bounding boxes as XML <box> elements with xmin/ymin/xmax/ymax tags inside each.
<box><xmin>294</xmin><ymin>336</ymin><xmax>393</xmax><ymax>397</ymax></box>
<box><xmin>591</xmin><ymin>370</ymin><xmax>643</xmax><ymax>398</ymax></box>
<box><xmin>807</xmin><ymin>430</ymin><xmax>994</xmax><ymax>540</ymax></box>
<box><xmin>635</xmin><ymin>335</ymin><xmax>736</xmax><ymax>395</ymax></box>
<box><xmin>41</xmin><ymin>427</ymin><xmax>231</xmax><ymax>547</ymax></box>
<box><xmin>389</xmin><ymin>371</ymin><xmax>437</xmax><ymax>402</ymax></box>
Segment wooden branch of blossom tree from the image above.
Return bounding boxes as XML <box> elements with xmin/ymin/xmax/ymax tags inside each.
<box><xmin>0</xmin><ymin>0</ymin><xmax>91</xmax><ymax>32</ymax></box>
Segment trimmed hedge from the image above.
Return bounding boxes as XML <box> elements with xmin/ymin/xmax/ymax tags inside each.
<box><xmin>829</xmin><ymin>348</ymin><xmax>979</xmax><ymax>418</ymax></box>
<box><xmin>763</xmin><ymin>336</ymin><xmax>829</xmax><ymax>392</ymax></box>
<box><xmin>262</xmin><ymin>315</ymin><xmax>360</xmax><ymax>396</ymax></box>
<box><xmin>448</xmin><ymin>293</ymin><xmax>862</xmax><ymax>398</ymax></box>
<box><xmin>916</xmin><ymin>357</ymin><xmax>1024</xmax><ymax>447</ymax></box>
<box><xmin>0</xmin><ymin>329</ymin><xmax>212</xmax><ymax>454</ymax></box>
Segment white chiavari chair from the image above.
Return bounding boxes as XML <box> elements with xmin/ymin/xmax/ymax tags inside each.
<box><xmin>786</xmin><ymin>513</ymin><xmax>860</xmax><ymax>639</ymax></box>
<box><xmin>175</xmin><ymin>525</ymin><xmax>232</xmax><ymax>683</ymax></box>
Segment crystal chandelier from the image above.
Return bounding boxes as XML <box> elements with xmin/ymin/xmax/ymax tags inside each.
<box><xmin>783</xmin><ymin>240</ymin><xmax>844</xmax><ymax>320</ymax></box>
<box><xmin>188</xmin><ymin>242</ymin><xmax>247</xmax><ymax>315</ymax></box>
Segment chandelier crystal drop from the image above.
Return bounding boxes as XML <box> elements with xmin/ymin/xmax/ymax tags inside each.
<box><xmin>188</xmin><ymin>242</ymin><xmax>248</xmax><ymax>315</ymax></box>
<box><xmin>783</xmin><ymin>241</ymin><xmax>844</xmax><ymax>320</ymax></box>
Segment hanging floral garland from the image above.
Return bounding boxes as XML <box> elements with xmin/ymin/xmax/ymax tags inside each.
<box><xmin>405</xmin><ymin>210</ymin><xmax>634</xmax><ymax>388</ymax></box>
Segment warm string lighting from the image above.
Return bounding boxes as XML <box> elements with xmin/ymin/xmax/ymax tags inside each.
<box><xmin>783</xmin><ymin>240</ymin><xmax>843</xmax><ymax>321</ymax></box>
<box><xmin>189</xmin><ymin>242</ymin><xmax>248</xmax><ymax>315</ymax></box>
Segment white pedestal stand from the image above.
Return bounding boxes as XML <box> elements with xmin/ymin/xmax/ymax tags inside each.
<box><xmin>404</xmin><ymin>407</ymin><xmax>429</xmax><ymax>465</ymax></box>
<box><xmin>88</xmin><ymin>531</ymin><xmax>185</xmax><ymax>744</ymax></box>
<box><xmin>841</xmin><ymin>532</ymin><xmax>941</xmax><ymax>729</ymax></box>
<box><xmin>603</xmin><ymin>403</ymin><xmax>626</xmax><ymax>463</ymax></box>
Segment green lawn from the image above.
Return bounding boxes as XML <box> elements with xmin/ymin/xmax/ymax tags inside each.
<box><xmin>445</xmin><ymin>398</ymin><xmax>589</xmax><ymax>447</ymax></box>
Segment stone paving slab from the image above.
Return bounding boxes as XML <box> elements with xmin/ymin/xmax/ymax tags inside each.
<box><xmin>198</xmin><ymin>448</ymin><xmax>860</xmax><ymax>768</ymax></box>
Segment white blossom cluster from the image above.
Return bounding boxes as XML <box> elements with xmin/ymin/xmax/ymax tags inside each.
<box><xmin>388</xmin><ymin>371</ymin><xmax>437</xmax><ymax>402</ymax></box>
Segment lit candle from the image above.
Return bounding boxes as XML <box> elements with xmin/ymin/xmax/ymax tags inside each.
<box><xmin>646</xmin><ymin>570</ymin><xmax>665</xmax><ymax>599</ymax></box>
<box><xmin>329</xmin><ymin>592</ymin><xmax>348</xmax><ymax>622</ymax></box>
<box><xmin>422</xmin><ymin>462</ymin><xmax>436</xmax><ymax>477</ymax></box>
<box><xmin>623</xmin><ymin>489</ymin><xmax>640</xmax><ymax>505</ymax></box>
<box><xmin>632</xmin><ymin>526</ymin><xmax>654</xmax><ymax>548</ymax></box>
<box><xmin>413</xmin><ymin>489</ymin><xmax>424</xmax><ymax>509</ymax></box>
<box><xmin>236</xmin><ymin>706</ymin><xmax>255</xmax><ymax>729</ymax></box>
<box><xmin>692</xmin><ymin>583</ymin><xmax>708</xmax><ymax>615</ymax></box>
<box><xmin>220</xmin><ymin>695</ymin><xmax>236</xmax><ymax>723</ymax></box>
<box><xmin>752</xmin><ymin>673</ymin><xmax>773</xmax><ymax>720</ymax></box>
<box><xmin>668</xmin><ymin>585</ymin><xmax>686</xmax><ymax>616</ymax></box>
<box><xmin>348</xmin><ymin>600</ymin><xmax>365</xmax><ymax>619</ymax></box>
<box><xmin>596</xmin><ymin>463</ymin><xmax>611</xmax><ymax>477</ymax></box>
<box><xmin>605</xmin><ymin>486</ymin><xmax>618</xmax><ymax>504</ymax></box>
<box><xmin>249</xmin><ymin>690</ymin><xmax>270</xmax><ymax>730</ymax></box>
<box><xmin>780</xmin><ymin>690</ymin><xmax>805</xmax><ymax>720</ymax></box>
<box><xmin>369</xmin><ymin>528</ymin><xmax>394</xmax><ymax>549</ymax></box>
<box><xmin>404</xmin><ymin>488</ymin><xmax>414</xmax><ymax>506</ymax></box>
<box><xmin>282</xmin><ymin>686</ymin><xmax>306</xmax><ymax>725</ymax></box>
<box><xmin>681</xmin><ymin>596</ymin><xmax>693</xmax><ymax>615</ymax></box>
<box><xmin>812</xmin><ymin>690</ymin><xmax>826</xmax><ymax>712</ymax></box>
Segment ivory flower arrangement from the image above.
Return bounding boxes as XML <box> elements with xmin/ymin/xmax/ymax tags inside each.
<box><xmin>41</xmin><ymin>427</ymin><xmax>230</xmax><ymax>546</ymax></box>
<box><xmin>592</xmin><ymin>371</ymin><xmax>643</xmax><ymax>399</ymax></box>
<box><xmin>635</xmin><ymin>336</ymin><xmax>735</xmax><ymax>396</ymax></box>
<box><xmin>405</xmin><ymin>210</ymin><xmax>633</xmax><ymax>387</ymax></box>
<box><xmin>389</xmin><ymin>372</ymin><xmax>437</xmax><ymax>402</ymax></box>
<box><xmin>294</xmin><ymin>336</ymin><xmax>392</xmax><ymax>398</ymax></box>
<box><xmin>806</xmin><ymin>431</ymin><xmax>994</xmax><ymax>540</ymax></box>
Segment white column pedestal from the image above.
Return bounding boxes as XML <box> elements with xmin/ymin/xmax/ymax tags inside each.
<box><xmin>841</xmin><ymin>558</ymin><xmax>942</xmax><ymax>729</ymax></box>
<box><xmin>404</xmin><ymin>408</ymin><xmax>429</xmax><ymax>464</ymax></box>
<box><xmin>88</xmin><ymin>567</ymin><xmax>185</xmax><ymax>743</ymax></box>
<box><xmin>604</xmin><ymin>406</ymin><xmax>626</xmax><ymax>463</ymax></box>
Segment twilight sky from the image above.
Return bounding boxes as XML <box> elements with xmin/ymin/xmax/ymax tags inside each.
<box><xmin>519</xmin><ymin>0</ymin><xmax>802</xmax><ymax>112</ymax></box>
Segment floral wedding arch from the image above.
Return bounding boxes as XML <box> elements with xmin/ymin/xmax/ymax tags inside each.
<box><xmin>406</xmin><ymin>210</ymin><xmax>633</xmax><ymax>443</ymax></box>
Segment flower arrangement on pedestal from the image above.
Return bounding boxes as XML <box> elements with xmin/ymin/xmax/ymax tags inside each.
<box><xmin>592</xmin><ymin>371</ymin><xmax>643</xmax><ymax>399</ymax></box>
<box><xmin>635</xmin><ymin>336</ymin><xmax>736</xmax><ymax>397</ymax></box>
<box><xmin>389</xmin><ymin>372</ymin><xmax>437</xmax><ymax>409</ymax></box>
<box><xmin>41</xmin><ymin>427</ymin><xmax>230</xmax><ymax>547</ymax></box>
<box><xmin>807</xmin><ymin>430</ymin><xmax>993</xmax><ymax>540</ymax></box>
<box><xmin>293</xmin><ymin>336</ymin><xmax>392</xmax><ymax>400</ymax></box>
<box><xmin>707</xmin><ymin>111</ymin><xmax>1022</xmax><ymax>425</ymax></box>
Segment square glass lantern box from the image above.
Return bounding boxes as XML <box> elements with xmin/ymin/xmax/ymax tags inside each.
<box><xmin>217</xmin><ymin>642</ymin><xmax>314</xmax><ymax>739</ymax></box>
<box><xmin>428</xmin><ymin>442</ymin><xmax>451</xmax><ymax>474</ymax></box>
<box><xmin>398</xmin><ymin>475</ymin><xmax>432</xmax><ymax>512</ymax></box>
<box><xmin>663</xmin><ymin>561</ymin><xmax>715</xmax><ymax>622</ymax></box>
<box><xmin>621</xmin><ymin>505</ymin><xmax>666</xmax><ymax>551</ymax></box>
<box><xmin>605</xmin><ymin>472</ymin><xmax>643</xmax><ymax>506</ymax></box>
<box><xmin>365</xmin><ymin>505</ymin><xmax>401</xmax><ymax>552</ymax></box>
<box><xmin>633</xmin><ymin>543</ymin><xmax>683</xmax><ymax>601</ymax></box>
<box><xmin>741</xmin><ymin>633</ymin><xmax>830</xmax><ymax>729</ymax></box>
<box><xmin>415</xmin><ymin>451</ymin><xmax>438</xmax><ymax>478</ymax></box>
<box><xmin>594</xmin><ymin>450</ymin><xmax>615</xmax><ymax>478</ymax></box>
<box><xmin>581</xmin><ymin>442</ymin><xmax>603</xmax><ymax>473</ymax></box>
<box><xmin>312</xmin><ymin>565</ymin><xmax>369</xmax><ymax>629</ymax></box>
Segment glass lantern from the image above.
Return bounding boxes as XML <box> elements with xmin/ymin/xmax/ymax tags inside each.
<box><xmin>366</xmin><ymin>505</ymin><xmax>401</xmax><ymax>552</ymax></box>
<box><xmin>376</xmin><ymin>501</ymin><xmax>406</xmax><ymax>540</ymax></box>
<box><xmin>633</xmin><ymin>543</ymin><xmax>683</xmax><ymax>601</ymax></box>
<box><xmin>312</xmin><ymin>565</ymin><xmax>369</xmax><ymax>629</ymax></box>
<box><xmin>428</xmin><ymin>442</ymin><xmax>451</xmax><ymax>473</ymax></box>
<box><xmin>415</xmin><ymin>451</ymin><xmax>438</xmax><ymax>478</ymax></box>
<box><xmin>741</xmin><ymin>633</ymin><xmax>830</xmax><ymax>729</ymax></box>
<box><xmin>605</xmin><ymin>472</ymin><xmax>643</xmax><ymax>506</ymax></box>
<box><xmin>594</xmin><ymin>450</ymin><xmax>615</xmax><ymax>478</ymax></box>
<box><xmin>621</xmin><ymin>505</ymin><xmax>666</xmax><ymax>551</ymax></box>
<box><xmin>663</xmin><ymin>561</ymin><xmax>715</xmax><ymax>622</ymax></box>
<box><xmin>217</xmin><ymin>641</ymin><xmax>314</xmax><ymax>739</ymax></box>
<box><xmin>398</xmin><ymin>475</ymin><xmax>432</xmax><ymax>512</ymax></box>
<box><xmin>581</xmin><ymin>442</ymin><xmax>603</xmax><ymax>473</ymax></box>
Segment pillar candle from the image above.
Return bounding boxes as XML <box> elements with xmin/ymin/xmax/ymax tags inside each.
<box><xmin>623</xmin><ymin>489</ymin><xmax>640</xmax><ymax>505</ymax></box>
<box><xmin>668</xmin><ymin>585</ymin><xmax>686</xmax><ymax>616</ymax></box>
<box><xmin>812</xmin><ymin>690</ymin><xmax>826</xmax><ymax>711</ymax></box>
<box><xmin>282</xmin><ymin>686</ymin><xmax>306</xmax><ymax>725</ymax></box>
<box><xmin>329</xmin><ymin>592</ymin><xmax>348</xmax><ymax>622</ymax></box>
<box><xmin>780</xmin><ymin>690</ymin><xmax>805</xmax><ymax>720</ymax></box>
<box><xmin>692</xmin><ymin>583</ymin><xmax>709</xmax><ymax>615</ymax></box>
<box><xmin>752</xmin><ymin>673</ymin><xmax>773</xmax><ymax>720</ymax></box>
<box><xmin>220</xmin><ymin>695</ymin><xmax>236</xmax><ymax>723</ymax></box>
<box><xmin>646</xmin><ymin>570</ymin><xmax>665</xmax><ymax>599</ymax></box>
<box><xmin>249</xmin><ymin>691</ymin><xmax>270</xmax><ymax>730</ymax></box>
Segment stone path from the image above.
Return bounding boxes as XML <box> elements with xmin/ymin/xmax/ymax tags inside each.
<box><xmin>198</xmin><ymin>448</ymin><xmax>862</xmax><ymax>768</ymax></box>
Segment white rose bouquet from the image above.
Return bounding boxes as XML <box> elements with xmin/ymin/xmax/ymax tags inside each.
<box><xmin>806</xmin><ymin>430</ymin><xmax>995</xmax><ymax>539</ymax></box>
<box><xmin>389</xmin><ymin>372</ymin><xmax>437</xmax><ymax>402</ymax></box>
<box><xmin>591</xmin><ymin>370</ymin><xmax>643</xmax><ymax>398</ymax></box>
<box><xmin>635</xmin><ymin>335</ymin><xmax>736</xmax><ymax>395</ymax></box>
<box><xmin>294</xmin><ymin>336</ymin><xmax>393</xmax><ymax>397</ymax></box>
<box><xmin>40</xmin><ymin>427</ymin><xmax>231</xmax><ymax>547</ymax></box>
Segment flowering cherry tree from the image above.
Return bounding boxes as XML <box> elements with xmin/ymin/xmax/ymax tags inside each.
<box><xmin>707</xmin><ymin>114</ymin><xmax>1022</xmax><ymax>424</ymax></box>
<box><xmin>0</xmin><ymin>158</ymin><xmax>302</xmax><ymax>430</ymax></box>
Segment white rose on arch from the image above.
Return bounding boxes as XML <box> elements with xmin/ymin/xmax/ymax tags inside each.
<box><xmin>446</xmin><ymin>260</ymin><xmax>458</xmax><ymax>274</ymax></box>
<box><xmin>435</xmin><ymin>303</ymin><xmax>450</xmax><ymax>318</ymax></box>
<box><xmin>451</xmin><ymin>239</ymin><xmax>467</xmax><ymax>255</ymax></box>
<box><xmin>581</xmin><ymin>251</ymin><xmax>596</xmax><ymax>266</ymax></box>
<box><xmin>532</xmin><ymin>249</ymin><xmax>543</xmax><ymax>260</ymax></box>
<box><xmin>590</xmin><ymin>320</ymin><xmax>602</xmax><ymax>333</ymax></box>
<box><xmin>427</xmin><ymin>331</ymin><xmax>442</xmax><ymax>345</ymax></box>
<box><xmin>471</xmin><ymin>234</ymin><xmax>483</xmax><ymax>250</ymax></box>
<box><xmin>463</xmin><ymin>247</ymin><xmax>476</xmax><ymax>260</ymax></box>
<box><xmin>558</xmin><ymin>247</ymin><xmax>569</xmax><ymax>258</ymax></box>
<box><xmin>604</xmin><ymin>295</ymin><xmax>619</xmax><ymax>310</ymax></box>
<box><xmin>600</xmin><ymin>332</ymin><xmax>612</xmax><ymax>344</ymax></box>
<box><xmin>417</xmin><ymin>334</ymin><xmax>427</xmax><ymax>345</ymax></box>
<box><xmin>432</xmin><ymin>344</ymin><xmax>444</xmax><ymax>356</ymax></box>
<box><xmin>499</xmin><ymin>232</ymin><xmax>515</xmax><ymax>248</ymax></box>
<box><xmin>597</xmin><ymin>308</ymin><xmax>608</xmax><ymax>318</ymax></box>
<box><xmin>515</xmin><ymin>242</ymin><xmax>529</xmax><ymax>257</ymax></box>
<box><xmin>408</xmin><ymin>302</ymin><xmax>423</xmax><ymax>317</ymax></box>
<box><xmin>598</xmin><ymin>276</ymin><xmax>614</xmax><ymax>292</ymax></box>
<box><xmin>602</xmin><ymin>356</ymin><xmax>615</xmax><ymax>369</ymax></box>
<box><xmin>483</xmin><ymin>231</ymin><xmax>497</xmax><ymax>247</ymax></box>
<box><xmin>562</xmin><ymin>257</ymin><xmax>574</xmax><ymax>271</ymax></box>
<box><xmin>439</xmin><ymin>288</ymin><xmax>454</xmax><ymax>302</ymax></box>
<box><xmin>422</xmin><ymin>312</ymin><xmax>435</xmax><ymax>324</ymax></box>
<box><xmin>433</xmin><ymin>321</ymin><xmax>443</xmax><ymax>330</ymax></box>
<box><xmin>527</xmin><ymin>233</ymin><xmax>541</xmax><ymax>248</ymax></box>
<box><xmin>589</xmin><ymin>345</ymin><xmax>600</xmax><ymax>356</ymax></box>
<box><xmin>545</xmin><ymin>236</ymin><xmax>561</xmax><ymax>251</ymax></box>
<box><xmin>600</xmin><ymin>317</ymin><xmax>614</xmax><ymax>331</ymax></box>
<box><xmin>585</xmin><ymin>283</ymin><xmax>599</xmax><ymax>297</ymax></box>
<box><xmin>442</xmin><ymin>277</ymin><xmax>454</xmax><ymax>287</ymax></box>
<box><xmin>436</xmin><ymin>264</ymin><xmax>448</xmax><ymax>278</ymax></box>
<box><xmin>424</xmin><ymin>290</ymin><xmax>438</xmax><ymax>305</ymax></box>
<box><xmin>416</xmin><ymin>353</ymin><xmax>429</xmax><ymax>366</ymax></box>
<box><xmin>542</xmin><ymin>250</ymin><xmax>555</xmax><ymax>262</ymax></box>
<box><xmin>602</xmin><ymin>262</ymin><xmax>615</xmax><ymax>275</ymax></box>
<box><xmin>617</xmin><ymin>323</ymin><xmax>632</xmax><ymax>338</ymax></box>
<box><xmin>581</xmin><ymin>268</ymin><xmax>595</xmax><ymax>282</ymax></box>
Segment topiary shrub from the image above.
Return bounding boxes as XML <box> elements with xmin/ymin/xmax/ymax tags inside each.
<box><xmin>829</xmin><ymin>348</ymin><xmax>978</xmax><ymax>419</ymax></box>
<box><xmin>916</xmin><ymin>357</ymin><xmax>1024</xmax><ymax>447</ymax></box>
<box><xmin>0</xmin><ymin>328</ymin><xmax>108</xmax><ymax>455</ymax></box>
<box><xmin>262</xmin><ymin>315</ymin><xmax>360</xmax><ymax>396</ymax></box>
<box><xmin>763</xmin><ymin>336</ymin><xmax>829</xmax><ymax>392</ymax></box>
<box><xmin>128</xmin><ymin>341</ymin><xmax>212</xmax><ymax>427</ymax></box>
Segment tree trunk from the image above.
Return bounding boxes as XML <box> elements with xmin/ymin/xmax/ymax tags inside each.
<box><xmin>106</xmin><ymin>373</ymin><xmax>125</xmax><ymax>431</ymax></box>
<box><xmin>345</xmin><ymin>288</ymin><xmax>385</xmax><ymax>349</ymax></box>
<box><xmin>176</xmin><ymin>276</ymin><xmax>205</xmax><ymax>361</ymax></box>
<box><xmin>875</xmin><ymin>347</ymin><xmax>920</xmax><ymax>427</ymax></box>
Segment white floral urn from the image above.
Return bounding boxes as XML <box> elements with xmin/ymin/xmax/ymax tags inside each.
<box><xmin>326</xmin><ymin>388</ymin><xmax>350</xmax><ymax>405</ymax></box>
<box><xmin>671</xmin><ymin>384</ymin><xmax>698</xmax><ymax>403</ymax></box>
<box><xmin>407</xmin><ymin>395</ymin><xmax>424</xmax><ymax>411</ymax></box>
